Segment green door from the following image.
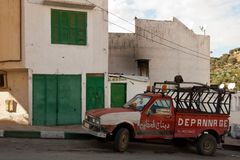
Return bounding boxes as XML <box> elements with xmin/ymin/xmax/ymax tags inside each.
<box><xmin>86</xmin><ymin>74</ymin><xmax>104</xmax><ymax>111</ymax></box>
<box><xmin>33</xmin><ymin>75</ymin><xmax>46</xmax><ymax>125</ymax></box>
<box><xmin>45</xmin><ymin>76</ymin><xmax>57</xmax><ymax>125</ymax></box>
<box><xmin>111</xmin><ymin>83</ymin><xmax>127</xmax><ymax>108</ymax></box>
<box><xmin>57</xmin><ymin>75</ymin><xmax>81</xmax><ymax>125</ymax></box>
<box><xmin>32</xmin><ymin>75</ymin><xmax>81</xmax><ymax>126</ymax></box>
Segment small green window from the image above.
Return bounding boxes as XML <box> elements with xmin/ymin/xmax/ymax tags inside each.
<box><xmin>51</xmin><ymin>9</ymin><xmax>87</xmax><ymax>45</ymax></box>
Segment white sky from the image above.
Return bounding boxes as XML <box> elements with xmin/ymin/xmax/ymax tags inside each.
<box><xmin>108</xmin><ymin>0</ymin><xmax>240</xmax><ymax>57</ymax></box>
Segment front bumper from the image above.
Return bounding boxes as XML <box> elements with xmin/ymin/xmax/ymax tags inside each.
<box><xmin>82</xmin><ymin>120</ymin><xmax>107</xmax><ymax>138</ymax></box>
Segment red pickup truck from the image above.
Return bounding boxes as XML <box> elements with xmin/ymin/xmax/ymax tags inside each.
<box><xmin>83</xmin><ymin>77</ymin><xmax>231</xmax><ymax>156</ymax></box>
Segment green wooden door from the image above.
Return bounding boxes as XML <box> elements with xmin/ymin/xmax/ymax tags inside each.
<box><xmin>45</xmin><ymin>76</ymin><xmax>57</xmax><ymax>125</ymax></box>
<box><xmin>111</xmin><ymin>83</ymin><xmax>127</xmax><ymax>108</ymax></box>
<box><xmin>86</xmin><ymin>74</ymin><xmax>104</xmax><ymax>111</ymax></box>
<box><xmin>33</xmin><ymin>75</ymin><xmax>46</xmax><ymax>125</ymax></box>
<box><xmin>57</xmin><ymin>75</ymin><xmax>81</xmax><ymax>125</ymax></box>
<box><xmin>32</xmin><ymin>75</ymin><xmax>82</xmax><ymax>126</ymax></box>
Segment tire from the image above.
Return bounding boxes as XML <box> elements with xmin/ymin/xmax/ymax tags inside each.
<box><xmin>114</xmin><ymin>128</ymin><xmax>130</xmax><ymax>152</ymax></box>
<box><xmin>196</xmin><ymin>134</ymin><xmax>217</xmax><ymax>156</ymax></box>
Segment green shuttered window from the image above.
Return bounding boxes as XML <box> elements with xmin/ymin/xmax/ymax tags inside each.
<box><xmin>51</xmin><ymin>9</ymin><xmax>87</xmax><ymax>45</ymax></box>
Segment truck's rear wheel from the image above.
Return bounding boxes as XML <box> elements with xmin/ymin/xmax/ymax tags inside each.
<box><xmin>114</xmin><ymin>128</ymin><xmax>129</xmax><ymax>152</ymax></box>
<box><xmin>196</xmin><ymin>134</ymin><xmax>217</xmax><ymax>156</ymax></box>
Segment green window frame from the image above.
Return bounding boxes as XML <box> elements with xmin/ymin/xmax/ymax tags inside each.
<box><xmin>51</xmin><ymin>9</ymin><xmax>87</xmax><ymax>45</ymax></box>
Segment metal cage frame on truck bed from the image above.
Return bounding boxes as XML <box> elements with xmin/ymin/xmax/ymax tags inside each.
<box><xmin>153</xmin><ymin>81</ymin><xmax>232</xmax><ymax>115</ymax></box>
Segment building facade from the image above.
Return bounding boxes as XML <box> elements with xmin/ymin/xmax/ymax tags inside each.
<box><xmin>231</xmin><ymin>92</ymin><xmax>240</xmax><ymax>112</ymax></box>
<box><xmin>108</xmin><ymin>74</ymin><xmax>150</xmax><ymax>108</ymax></box>
<box><xmin>109</xmin><ymin>18</ymin><xmax>210</xmax><ymax>84</ymax></box>
<box><xmin>0</xmin><ymin>0</ymin><xmax>108</xmax><ymax>126</ymax></box>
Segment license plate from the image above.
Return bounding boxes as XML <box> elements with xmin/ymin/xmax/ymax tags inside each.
<box><xmin>84</xmin><ymin>122</ymin><xmax>90</xmax><ymax>129</ymax></box>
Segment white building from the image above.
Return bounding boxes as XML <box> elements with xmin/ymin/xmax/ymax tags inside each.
<box><xmin>0</xmin><ymin>0</ymin><xmax>108</xmax><ymax>126</ymax></box>
<box><xmin>231</xmin><ymin>92</ymin><xmax>240</xmax><ymax>112</ymax></box>
<box><xmin>109</xmin><ymin>18</ymin><xmax>210</xmax><ymax>84</ymax></box>
<box><xmin>108</xmin><ymin>74</ymin><xmax>150</xmax><ymax>108</ymax></box>
<box><xmin>229</xmin><ymin>92</ymin><xmax>240</xmax><ymax>138</ymax></box>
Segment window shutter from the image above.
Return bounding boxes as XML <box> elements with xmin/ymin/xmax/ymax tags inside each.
<box><xmin>51</xmin><ymin>9</ymin><xmax>60</xmax><ymax>43</ymax></box>
<box><xmin>69</xmin><ymin>11</ymin><xmax>77</xmax><ymax>44</ymax></box>
<box><xmin>51</xmin><ymin>9</ymin><xmax>87</xmax><ymax>45</ymax></box>
<box><xmin>60</xmin><ymin>10</ymin><xmax>70</xmax><ymax>44</ymax></box>
<box><xmin>76</xmin><ymin>12</ymin><xmax>87</xmax><ymax>45</ymax></box>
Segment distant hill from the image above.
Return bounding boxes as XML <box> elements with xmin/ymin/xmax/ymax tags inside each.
<box><xmin>210</xmin><ymin>47</ymin><xmax>240</xmax><ymax>90</ymax></box>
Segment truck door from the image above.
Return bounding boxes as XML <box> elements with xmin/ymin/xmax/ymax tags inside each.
<box><xmin>138</xmin><ymin>98</ymin><xmax>175</xmax><ymax>138</ymax></box>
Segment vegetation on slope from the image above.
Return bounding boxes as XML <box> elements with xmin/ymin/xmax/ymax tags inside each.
<box><xmin>210</xmin><ymin>47</ymin><xmax>240</xmax><ymax>90</ymax></box>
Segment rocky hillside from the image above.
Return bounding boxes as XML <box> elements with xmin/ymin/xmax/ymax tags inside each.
<box><xmin>210</xmin><ymin>47</ymin><xmax>240</xmax><ymax>90</ymax></box>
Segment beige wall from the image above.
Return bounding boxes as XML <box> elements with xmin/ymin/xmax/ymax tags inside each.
<box><xmin>0</xmin><ymin>0</ymin><xmax>21</xmax><ymax>62</ymax></box>
<box><xmin>0</xmin><ymin>70</ymin><xmax>29</xmax><ymax>125</ymax></box>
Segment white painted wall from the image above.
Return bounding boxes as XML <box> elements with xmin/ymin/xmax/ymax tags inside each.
<box><xmin>136</xmin><ymin>18</ymin><xmax>210</xmax><ymax>84</ymax></box>
<box><xmin>229</xmin><ymin>93</ymin><xmax>240</xmax><ymax>138</ymax></box>
<box><xmin>22</xmin><ymin>0</ymin><xmax>109</xmax><ymax>123</ymax></box>
<box><xmin>24</xmin><ymin>0</ymin><xmax>108</xmax><ymax>74</ymax></box>
<box><xmin>108</xmin><ymin>75</ymin><xmax>150</xmax><ymax>107</ymax></box>
<box><xmin>0</xmin><ymin>0</ymin><xmax>109</xmax><ymax>125</ymax></box>
<box><xmin>231</xmin><ymin>92</ymin><xmax>240</xmax><ymax>112</ymax></box>
<box><xmin>109</xmin><ymin>33</ymin><xmax>137</xmax><ymax>75</ymax></box>
<box><xmin>109</xmin><ymin>18</ymin><xmax>210</xmax><ymax>84</ymax></box>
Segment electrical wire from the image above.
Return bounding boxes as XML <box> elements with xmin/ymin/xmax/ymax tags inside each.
<box><xmin>86</xmin><ymin>0</ymin><xmax>210</xmax><ymax>59</ymax></box>
<box><xmin>107</xmin><ymin>20</ymin><xmax>209</xmax><ymax>60</ymax></box>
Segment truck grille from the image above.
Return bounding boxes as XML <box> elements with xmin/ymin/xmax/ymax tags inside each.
<box><xmin>87</xmin><ymin>116</ymin><xmax>94</xmax><ymax>123</ymax></box>
<box><xmin>83</xmin><ymin>120</ymin><xmax>101</xmax><ymax>132</ymax></box>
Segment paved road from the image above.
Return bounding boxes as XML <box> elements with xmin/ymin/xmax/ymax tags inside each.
<box><xmin>0</xmin><ymin>138</ymin><xmax>239</xmax><ymax>160</ymax></box>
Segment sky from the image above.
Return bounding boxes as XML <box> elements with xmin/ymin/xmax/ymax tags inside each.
<box><xmin>108</xmin><ymin>0</ymin><xmax>240</xmax><ymax>57</ymax></box>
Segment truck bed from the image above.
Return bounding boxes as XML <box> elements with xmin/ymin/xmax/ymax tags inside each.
<box><xmin>174</xmin><ymin>112</ymin><xmax>229</xmax><ymax>138</ymax></box>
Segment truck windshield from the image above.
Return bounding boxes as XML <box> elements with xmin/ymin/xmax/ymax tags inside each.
<box><xmin>123</xmin><ymin>95</ymin><xmax>151</xmax><ymax>111</ymax></box>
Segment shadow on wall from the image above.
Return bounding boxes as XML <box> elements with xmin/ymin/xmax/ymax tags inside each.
<box><xmin>0</xmin><ymin>70</ymin><xmax>30</xmax><ymax>126</ymax></box>
<box><xmin>0</xmin><ymin>91</ymin><xmax>29</xmax><ymax>126</ymax></box>
<box><xmin>0</xmin><ymin>118</ymin><xmax>29</xmax><ymax>126</ymax></box>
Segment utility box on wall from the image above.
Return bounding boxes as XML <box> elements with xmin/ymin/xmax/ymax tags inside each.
<box><xmin>5</xmin><ymin>99</ymin><xmax>17</xmax><ymax>112</ymax></box>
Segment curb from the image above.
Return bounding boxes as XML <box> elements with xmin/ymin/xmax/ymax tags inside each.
<box><xmin>0</xmin><ymin>130</ymin><xmax>95</xmax><ymax>140</ymax></box>
<box><xmin>223</xmin><ymin>144</ymin><xmax>240</xmax><ymax>151</ymax></box>
<box><xmin>1</xmin><ymin>130</ymin><xmax>240</xmax><ymax>151</ymax></box>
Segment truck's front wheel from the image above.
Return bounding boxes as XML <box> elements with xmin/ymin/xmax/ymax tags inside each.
<box><xmin>196</xmin><ymin>134</ymin><xmax>217</xmax><ymax>156</ymax></box>
<box><xmin>114</xmin><ymin>128</ymin><xmax>129</xmax><ymax>152</ymax></box>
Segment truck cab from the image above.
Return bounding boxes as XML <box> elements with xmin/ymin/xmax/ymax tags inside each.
<box><xmin>83</xmin><ymin>79</ymin><xmax>232</xmax><ymax>156</ymax></box>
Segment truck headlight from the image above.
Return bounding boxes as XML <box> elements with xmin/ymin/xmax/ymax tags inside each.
<box><xmin>96</xmin><ymin>119</ymin><xmax>100</xmax><ymax>125</ymax></box>
<box><xmin>85</xmin><ymin>114</ymin><xmax>88</xmax><ymax>120</ymax></box>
